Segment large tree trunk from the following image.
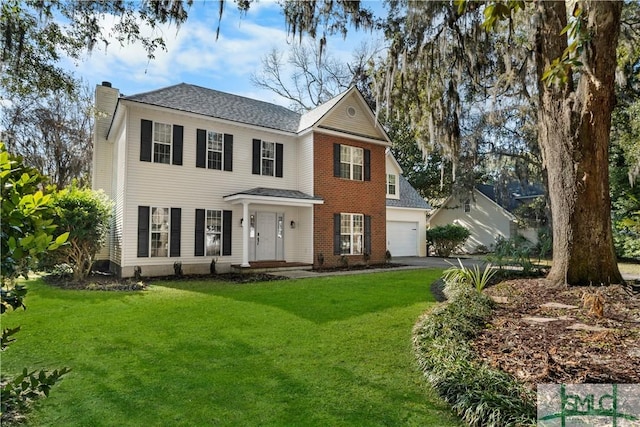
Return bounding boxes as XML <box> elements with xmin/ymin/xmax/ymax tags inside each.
<box><xmin>536</xmin><ymin>1</ymin><xmax>623</xmax><ymax>286</ymax></box>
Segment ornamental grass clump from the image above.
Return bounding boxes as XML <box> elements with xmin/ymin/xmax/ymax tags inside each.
<box><xmin>414</xmin><ymin>275</ymin><xmax>536</xmax><ymax>426</ymax></box>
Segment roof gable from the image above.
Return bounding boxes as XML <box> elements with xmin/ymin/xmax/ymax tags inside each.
<box><xmin>300</xmin><ymin>87</ymin><xmax>390</xmax><ymax>144</ymax></box>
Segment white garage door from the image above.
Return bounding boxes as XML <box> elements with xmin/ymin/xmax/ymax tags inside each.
<box><xmin>387</xmin><ymin>221</ymin><xmax>418</xmax><ymax>257</ymax></box>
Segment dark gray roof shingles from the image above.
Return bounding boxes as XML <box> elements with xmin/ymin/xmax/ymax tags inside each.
<box><xmin>123</xmin><ymin>83</ymin><xmax>301</xmax><ymax>133</ymax></box>
<box><xmin>386</xmin><ymin>175</ymin><xmax>431</xmax><ymax>209</ymax></box>
<box><xmin>224</xmin><ymin>188</ymin><xmax>323</xmax><ymax>201</ymax></box>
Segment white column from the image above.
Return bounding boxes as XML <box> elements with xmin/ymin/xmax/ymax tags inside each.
<box><xmin>241</xmin><ymin>201</ymin><xmax>250</xmax><ymax>267</ymax></box>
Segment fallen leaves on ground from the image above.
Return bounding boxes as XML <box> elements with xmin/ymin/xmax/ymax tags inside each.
<box><xmin>474</xmin><ymin>278</ymin><xmax>640</xmax><ymax>389</ymax></box>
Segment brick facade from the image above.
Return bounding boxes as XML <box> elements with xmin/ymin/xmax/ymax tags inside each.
<box><xmin>313</xmin><ymin>132</ymin><xmax>387</xmax><ymax>267</ymax></box>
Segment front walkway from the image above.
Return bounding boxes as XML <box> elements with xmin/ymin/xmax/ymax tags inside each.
<box><xmin>276</xmin><ymin>256</ymin><xmax>485</xmax><ymax>279</ymax></box>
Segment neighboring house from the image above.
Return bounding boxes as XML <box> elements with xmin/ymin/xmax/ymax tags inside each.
<box><xmin>427</xmin><ymin>188</ymin><xmax>517</xmax><ymax>254</ymax></box>
<box><xmin>385</xmin><ymin>151</ymin><xmax>431</xmax><ymax>256</ymax></box>
<box><xmin>93</xmin><ymin>82</ymin><xmax>398</xmax><ymax>277</ymax></box>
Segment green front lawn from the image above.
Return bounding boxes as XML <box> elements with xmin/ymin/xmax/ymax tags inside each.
<box><xmin>2</xmin><ymin>270</ymin><xmax>462</xmax><ymax>426</ymax></box>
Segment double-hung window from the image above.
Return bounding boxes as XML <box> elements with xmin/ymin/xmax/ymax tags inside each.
<box><xmin>340</xmin><ymin>213</ymin><xmax>364</xmax><ymax>255</ymax></box>
<box><xmin>150</xmin><ymin>207</ymin><xmax>170</xmax><ymax>257</ymax></box>
<box><xmin>207</xmin><ymin>131</ymin><xmax>223</xmax><ymax>170</ymax></box>
<box><xmin>153</xmin><ymin>123</ymin><xmax>172</xmax><ymax>164</ymax></box>
<box><xmin>140</xmin><ymin>119</ymin><xmax>183</xmax><ymax>165</ymax></box>
<box><xmin>205</xmin><ymin>210</ymin><xmax>222</xmax><ymax>256</ymax></box>
<box><xmin>387</xmin><ymin>174</ymin><xmax>397</xmax><ymax>196</ymax></box>
<box><xmin>261</xmin><ymin>141</ymin><xmax>275</xmax><ymax>176</ymax></box>
<box><xmin>340</xmin><ymin>145</ymin><xmax>363</xmax><ymax>180</ymax></box>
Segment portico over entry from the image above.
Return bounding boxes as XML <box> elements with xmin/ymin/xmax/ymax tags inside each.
<box><xmin>223</xmin><ymin>188</ymin><xmax>324</xmax><ymax>267</ymax></box>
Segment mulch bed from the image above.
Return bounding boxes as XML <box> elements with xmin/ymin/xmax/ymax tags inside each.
<box><xmin>473</xmin><ymin>278</ymin><xmax>640</xmax><ymax>388</ymax></box>
<box><xmin>43</xmin><ymin>271</ymin><xmax>287</xmax><ymax>290</ymax></box>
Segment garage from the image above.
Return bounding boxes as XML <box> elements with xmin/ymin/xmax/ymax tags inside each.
<box><xmin>386</xmin><ymin>221</ymin><xmax>419</xmax><ymax>257</ymax></box>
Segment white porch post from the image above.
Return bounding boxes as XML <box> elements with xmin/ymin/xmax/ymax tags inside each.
<box><xmin>241</xmin><ymin>201</ymin><xmax>250</xmax><ymax>267</ymax></box>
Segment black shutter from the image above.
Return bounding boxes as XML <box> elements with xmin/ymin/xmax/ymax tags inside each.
<box><xmin>196</xmin><ymin>129</ymin><xmax>206</xmax><ymax>168</ymax></box>
<box><xmin>137</xmin><ymin>206</ymin><xmax>150</xmax><ymax>257</ymax></box>
<box><xmin>364</xmin><ymin>148</ymin><xmax>371</xmax><ymax>181</ymax></box>
<box><xmin>334</xmin><ymin>213</ymin><xmax>341</xmax><ymax>255</ymax></box>
<box><xmin>172</xmin><ymin>125</ymin><xmax>183</xmax><ymax>165</ymax></box>
<box><xmin>140</xmin><ymin>120</ymin><xmax>152</xmax><ymax>162</ymax></box>
<box><xmin>275</xmin><ymin>143</ymin><xmax>283</xmax><ymax>177</ymax></box>
<box><xmin>333</xmin><ymin>143</ymin><xmax>341</xmax><ymax>177</ymax></box>
<box><xmin>222</xmin><ymin>210</ymin><xmax>232</xmax><ymax>256</ymax></box>
<box><xmin>364</xmin><ymin>215</ymin><xmax>372</xmax><ymax>255</ymax></box>
<box><xmin>252</xmin><ymin>139</ymin><xmax>261</xmax><ymax>175</ymax></box>
<box><xmin>195</xmin><ymin>209</ymin><xmax>205</xmax><ymax>256</ymax></box>
<box><xmin>170</xmin><ymin>208</ymin><xmax>181</xmax><ymax>257</ymax></box>
<box><xmin>224</xmin><ymin>134</ymin><xmax>233</xmax><ymax>172</ymax></box>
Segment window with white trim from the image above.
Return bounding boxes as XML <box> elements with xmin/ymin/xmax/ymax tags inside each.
<box><xmin>387</xmin><ymin>174</ymin><xmax>397</xmax><ymax>196</ymax></box>
<box><xmin>153</xmin><ymin>122</ymin><xmax>172</xmax><ymax>164</ymax></box>
<box><xmin>207</xmin><ymin>131</ymin><xmax>223</xmax><ymax>170</ymax></box>
<box><xmin>150</xmin><ymin>207</ymin><xmax>170</xmax><ymax>257</ymax></box>
<box><xmin>340</xmin><ymin>145</ymin><xmax>363</xmax><ymax>180</ymax></box>
<box><xmin>206</xmin><ymin>210</ymin><xmax>222</xmax><ymax>256</ymax></box>
<box><xmin>340</xmin><ymin>213</ymin><xmax>364</xmax><ymax>255</ymax></box>
<box><xmin>261</xmin><ymin>141</ymin><xmax>275</xmax><ymax>176</ymax></box>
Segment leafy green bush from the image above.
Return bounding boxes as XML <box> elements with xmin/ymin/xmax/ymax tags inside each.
<box><xmin>50</xmin><ymin>185</ymin><xmax>112</xmax><ymax>281</ymax></box>
<box><xmin>1</xmin><ymin>144</ymin><xmax>70</xmax><ymax>424</ymax></box>
<box><xmin>427</xmin><ymin>224</ymin><xmax>471</xmax><ymax>257</ymax></box>
<box><xmin>486</xmin><ymin>236</ymin><xmax>535</xmax><ymax>274</ymax></box>
<box><xmin>413</xmin><ymin>277</ymin><xmax>536</xmax><ymax>426</ymax></box>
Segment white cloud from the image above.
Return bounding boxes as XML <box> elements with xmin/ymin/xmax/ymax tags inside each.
<box><xmin>60</xmin><ymin>2</ymin><xmax>384</xmax><ymax>102</ymax></box>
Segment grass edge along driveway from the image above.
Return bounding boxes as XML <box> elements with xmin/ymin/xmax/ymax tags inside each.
<box><xmin>2</xmin><ymin>269</ymin><xmax>463</xmax><ymax>426</ymax></box>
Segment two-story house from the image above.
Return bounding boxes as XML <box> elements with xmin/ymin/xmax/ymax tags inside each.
<box><xmin>93</xmin><ymin>82</ymin><xmax>397</xmax><ymax>277</ymax></box>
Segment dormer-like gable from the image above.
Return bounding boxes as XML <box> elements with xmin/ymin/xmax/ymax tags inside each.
<box><xmin>298</xmin><ymin>87</ymin><xmax>390</xmax><ymax>146</ymax></box>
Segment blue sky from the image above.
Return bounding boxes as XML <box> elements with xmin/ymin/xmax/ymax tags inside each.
<box><xmin>64</xmin><ymin>1</ymin><xmax>386</xmax><ymax>106</ymax></box>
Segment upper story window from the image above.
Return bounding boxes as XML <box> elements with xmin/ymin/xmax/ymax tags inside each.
<box><xmin>334</xmin><ymin>143</ymin><xmax>370</xmax><ymax>181</ymax></box>
<box><xmin>340</xmin><ymin>145</ymin><xmax>363</xmax><ymax>180</ymax></box>
<box><xmin>207</xmin><ymin>131</ymin><xmax>223</xmax><ymax>170</ymax></box>
<box><xmin>261</xmin><ymin>141</ymin><xmax>275</xmax><ymax>176</ymax></box>
<box><xmin>153</xmin><ymin>123</ymin><xmax>172</xmax><ymax>164</ymax></box>
<box><xmin>252</xmin><ymin>139</ymin><xmax>283</xmax><ymax>177</ymax></box>
<box><xmin>340</xmin><ymin>213</ymin><xmax>364</xmax><ymax>255</ymax></box>
<box><xmin>387</xmin><ymin>174</ymin><xmax>397</xmax><ymax>196</ymax></box>
<box><xmin>196</xmin><ymin>129</ymin><xmax>233</xmax><ymax>171</ymax></box>
<box><xmin>140</xmin><ymin>119</ymin><xmax>183</xmax><ymax>165</ymax></box>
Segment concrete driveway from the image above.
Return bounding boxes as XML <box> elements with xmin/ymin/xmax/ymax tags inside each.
<box><xmin>393</xmin><ymin>256</ymin><xmax>488</xmax><ymax>269</ymax></box>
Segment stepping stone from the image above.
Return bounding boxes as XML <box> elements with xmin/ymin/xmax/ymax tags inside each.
<box><xmin>541</xmin><ymin>302</ymin><xmax>579</xmax><ymax>309</ymax></box>
<box><xmin>566</xmin><ymin>323</ymin><xmax>611</xmax><ymax>332</ymax></box>
<box><xmin>491</xmin><ymin>296</ymin><xmax>509</xmax><ymax>304</ymax></box>
<box><xmin>522</xmin><ymin>316</ymin><xmax>558</xmax><ymax>323</ymax></box>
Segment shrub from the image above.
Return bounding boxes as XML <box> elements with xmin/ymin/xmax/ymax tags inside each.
<box><xmin>427</xmin><ymin>224</ymin><xmax>471</xmax><ymax>257</ymax></box>
<box><xmin>487</xmin><ymin>235</ymin><xmax>535</xmax><ymax>274</ymax></box>
<box><xmin>50</xmin><ymin>185</ymin><xmax>112</xmax><ymax>281</ymax></box>
<box><xmin>413</xmin><ymin>279</ymin><xmax>535</xmax><ymax>426</ymax></box>
<box><xmin>442</xmin><ymin>259</ymin><xmax>497</xmax><ymax>292</ymax></box>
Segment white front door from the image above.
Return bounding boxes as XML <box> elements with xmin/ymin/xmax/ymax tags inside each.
<box><xmin>255</xmin><ymin>212</ymin><xmax>277</xmax><ymax>260</ymax></box>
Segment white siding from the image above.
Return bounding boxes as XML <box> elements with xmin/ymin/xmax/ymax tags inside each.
<box><xmin>297</xmin><ymin>133</ymin><xmax>314</xmax><ymax>195</ymax></box>
<box><xmin>320</xmin><ymin>94</ymin><xmax>386</xmax><ymax>140</ymax></box>
<box><xmin>428</xmin><ymin>190</ymin><xmax>515</xmax><ymax>253</ymax></box>
<box><xmin>116</xmin><ymin>105</ymin><xmax>314</xmax><ymax>276</ymax></box>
